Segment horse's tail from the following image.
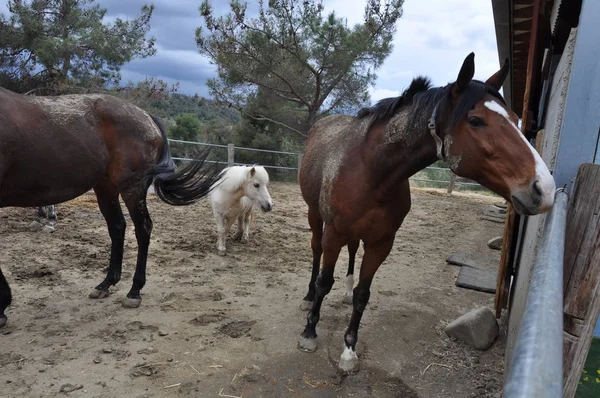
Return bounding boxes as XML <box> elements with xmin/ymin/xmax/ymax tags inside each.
<box><xmin>144</xmin><ymin>115</ymin><xmax>221</xmax><ymax>206</ymax></box>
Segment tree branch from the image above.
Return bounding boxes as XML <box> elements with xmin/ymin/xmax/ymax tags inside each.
<box><xmin>234</xmin><ymin>104</ymin><xmax>307</xmax><ymax>137</ymax></box>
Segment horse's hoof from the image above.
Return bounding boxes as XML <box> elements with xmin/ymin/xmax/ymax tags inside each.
<box><xmin>89</xmin><ymin>289</ymin><xmax>109</xmax><ymax>299</ymax></box>
<box><xmin>342</xmin><ymin>295</ymin><xmax>353</xmax><ymax>305</ymax></box>
<box><xmin>299</xmin><ymin>300</ymin><xmax>313</xmax><ymax>311</ymax></box>
<box><xmin>339</xmin><ymin>348</ymin><xmax>360</xmax><ymax>373</ymax></box>
<box><xmin>297</xmin><ymin>336</ymin><xmax>318</xmax><ymax>352</ymax></box>
<box><xmin>28</xmin><ymin>220</ymin><xmax>43</xmax><ymax>231</ymax></box>
<box><xmin>122</xmin><ymin>297</ymin><xmax>142</xmax><ymax>308</ymax></box>
<box><xmin>240</xmin><ymin>237</ymin><xmax>248</xmax><ymax>244</ymax></box>
<box><xmin>218</xmin><ymin>250</ymin><xmax>226</xmax><ymax>256</ymax></box>
<box><xmin>233</xmin><ymin>233</ymin><xmax>242</xmax><ymax>241</ymax></box>
<box><xmin>0</xmin><ymin>315</ymin><xmax>7</xmax><ymax>329</ymax></box>
<box><xmin>42</xmin><ymin>225</ymin><xmax>56</xmax><ymax>233</ymax></box>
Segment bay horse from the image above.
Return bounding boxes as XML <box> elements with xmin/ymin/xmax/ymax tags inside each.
<box><xmin>208</xmin><ymin>165</ymin><xmax>273</xmax><ymax>256</ymax></box>
<box><xmin>297</xmin><ymin>53</ymin><xmax>556</xmax><ymax>372</ymax></box>
<box><xmin>0</xmin><ymin>87</ymin><xmax>221</xmax><ymax>328</ymax></box>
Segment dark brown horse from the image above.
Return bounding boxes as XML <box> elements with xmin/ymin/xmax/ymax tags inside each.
<box><xmin>297</xmin><ymin>53</ymin><xmax>556</xmax><ymax>372</ymax></box>
<box><xmin>0</xmin><ymin>88</ymin><xmax>221</xmax><ymax>328</ymax></box>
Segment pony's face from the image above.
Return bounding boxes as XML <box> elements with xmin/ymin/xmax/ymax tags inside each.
<box><xmin>444</xmin><ymin>54</ymin><xmax>555</xmax><ymax>216</ymax></box>
<box><xmin>243</xmin><ymin>166</ymin><xmax>273</xmax><ymax>212</ymax></box>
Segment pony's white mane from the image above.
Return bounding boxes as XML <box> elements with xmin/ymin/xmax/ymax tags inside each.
<box><xmin>214</xmin><ymin>165</ymin><xmax>269</xmax><ymax>193</ymax></box>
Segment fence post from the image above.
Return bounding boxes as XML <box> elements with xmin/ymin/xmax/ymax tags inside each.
<box><xmin>227</xmin><ymin>143</ymin><xmax>235</xmax><ymax>167</ymax></box>
<box><xmin>447</xmin><ymin>173</ymin><xmax>457</xmax><ymax>194</ymax></box>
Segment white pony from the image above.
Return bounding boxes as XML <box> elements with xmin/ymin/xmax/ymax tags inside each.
<box><xmin>208</xmin><ymin>165</ymin><xmax>273</xmax><ymax>255</ymax></box>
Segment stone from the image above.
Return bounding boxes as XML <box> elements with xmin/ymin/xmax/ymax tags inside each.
<box><xmin>444</xmin><ymin>307</ymin><xmax>499</xmax><ymax>350</ymax></box>
<box><xmin>487</xmin><ymin>236</ymin><xmax>503</xmax><ymax>250</ymax></box>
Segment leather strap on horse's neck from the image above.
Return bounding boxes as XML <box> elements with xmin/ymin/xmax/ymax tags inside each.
<box><xmin>428</xmin><ymin>103</ymin><xmax>445</xmax><ymax>161</ymax></box>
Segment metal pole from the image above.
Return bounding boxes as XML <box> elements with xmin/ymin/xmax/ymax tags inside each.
<box><xmin>503</xmin><ymin>188</ymin><xmax>569</xmax><ymax>398</ymax></box>
<box><xmin>227</xmin><ymin>143</ymin><xmax>235</xmax><ymax>167</ymax></box>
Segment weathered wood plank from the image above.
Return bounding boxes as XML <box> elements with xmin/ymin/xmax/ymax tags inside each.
<box><xmin>563</xmin><ymin>163</ymin><xmax>600</xmax><ymax>398</ymax></box>
<box><xmin>455</xmin><ymin>266</ymin><xmax>497</xmax><ymax>294</ymax></box>
<box><xmin>494</xmin><ymin>204</ymin><xmax>517</xmax><ymax>318</ymax></box>
<box><xmin>481</xmin><ymin>216</ymin><xmax>506</xmax><ymax>224</ymax></box>
<box><xmin>446</xmin><ymin>252</ymin><xmax>498</xmax><ymax>269</ymax></box>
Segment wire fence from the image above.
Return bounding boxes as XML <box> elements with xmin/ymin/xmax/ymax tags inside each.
<box><xmin>167</xmin><ymin>139</ymin><xmax>490</xmax><ymax>193</ymax></box>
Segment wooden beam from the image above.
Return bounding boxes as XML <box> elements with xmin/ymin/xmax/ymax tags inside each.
<box><xmin>562</xmin><ymin>163</ymin><xmax>600</xmax><ymax>398</ymax></box>
<box><xmin>520</xmin><ymin>0</ymin><xmax>541</xmax><ymax>137</ymax></box>
<box><xmin>513</xmin><ymin>20</ymin><xmax>533</xmax><ymax>31</ymax></box>
<box><xmin>513</xmin><ymin>6</ymin><xmax>534</xmax><ymax>18</ymax></box>
<box><xmin>494</xmin><ymin>204</ymin><xmax>517</xmax><ymax>317</ymax></box>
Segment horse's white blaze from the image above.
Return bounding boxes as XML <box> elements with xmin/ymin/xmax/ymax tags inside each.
<box><xmin>341</xmin><ymin>345</ymin><xmax>358</xmax><ymax>361</ymax></box>
<box><xmin>484</xmin><ymin>101</ymin><xmax>555</xmax><ymax>208</ymax></box>
<box><xmin>345</xmin><ymin>274</ymin><xmax>354</xmax><ymax>299</ymax></box>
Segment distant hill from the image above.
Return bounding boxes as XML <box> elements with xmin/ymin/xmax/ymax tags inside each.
<box><xmin>148</xmin><ymin>93</ymin><xmax>240</xmax><ymax>125</ymax></box>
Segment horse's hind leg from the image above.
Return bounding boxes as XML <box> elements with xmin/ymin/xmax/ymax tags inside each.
<box><xmin>300</xmin><ymin>206</ymin><xmax>323</xmax><ymax>311</ymax></box>
<box><xmin>29</xmin><ymin>206</ymin><xmax>46</xmax><ymax>231</ymax></box>
<box><xmin>339</xmin><ymin>235</ymin><xmax>395</xmax><ymax>373</ymax></box>
<box><xmin>42</xmin><ymin>205</ymin><xmax>57</xmax><ymax>233</ymax></box>
<box><xmin>342</xmin><ymin>239</ymin><xmax>360</xmax><ymax>305</ymax></box>
<box><xmin>298</xmin><ymin>224</ymin><xmax>345</xmax><ymax>352</ymax></box>
<box><xmin>121</xmin><ymin>189</ymin><xmax>153</xmax><ymax>308</ymax></box>
<box><xmin>215</xmin><ymin>213</ymin><xmax>230</xmax><ymax>256</ymax></box>
<box><xmin>0</xmin><ymin>267</ymin><xmax>11</xmax><ymax>328</ymax></box>
<box><xmin>89</xmin><ymin>183</ymin><xmax>126</xmax><ymax>300</ymax></box>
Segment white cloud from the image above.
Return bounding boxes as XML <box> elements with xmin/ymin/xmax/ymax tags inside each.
<box><xmin>369</xmin><ymin>87</ymin><xmax>402</xmax><ymax>102</ymax></box>
<box><xmin>323</xmin><ymin>0</ymin><xmax>500</xmax><ymax>103</ymax></box>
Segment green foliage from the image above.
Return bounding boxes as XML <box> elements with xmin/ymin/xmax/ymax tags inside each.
<box><xmin>169</xmin><ymin>113</ymin><xmax>202</xmax><ymax>141</ymax></box>
<box><xmin>0</xmin><ymin>0</ymin><xmax>156</xmax><ymax>94</ymax></box>
<box><xmin>149</xmin><ymin>93</ymin><xmax>240</xmax><ymax>125</ymax></box>
<box><xmin>196</xmin><ymin>0</ymin><xmax>404</xmax><ymax>136</ymax></box>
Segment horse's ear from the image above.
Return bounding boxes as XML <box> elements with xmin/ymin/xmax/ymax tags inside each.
<box><xmin>250</xmin><ymin>167</ymin><xmax>256</xmax><ymax>177</ymax></box>
<box><xmin>485</xmin><ymin>58</ymin><xmax>509</xmax><ymax>91</ymax></box>
<box><xmin>452</xmin><ymin>52</ymin><xmax>475</xmax><ymax>96</ymax></box>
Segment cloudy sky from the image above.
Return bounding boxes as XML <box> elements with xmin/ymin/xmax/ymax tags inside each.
<box><xmin>0</xmin><ymin>0</ymin><xmax>500</xmax><ymax>103</ymax></box>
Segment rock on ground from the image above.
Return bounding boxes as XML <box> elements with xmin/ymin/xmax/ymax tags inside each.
<box><xmin>444</xmin><ymin>307</ymin><xmax>499</xmax><ymax>350</ymax></box>
<box><xmin>487</xmin><ymin>236</ymin><xmax>503</xmax><ymax>250</ymax></box>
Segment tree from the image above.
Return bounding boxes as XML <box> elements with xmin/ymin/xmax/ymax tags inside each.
<box><xmin>196</xmin><ymin>0</ymin><xmax>404</xmax><ymax>137</ymax></box>
<box><xmin>169</xmin><ymin>113</ymin><xmax>202</xmax><ymax>142</ymax></box>
<box><xmin>0</xmin><ymin>0</ymin><xmax>156</xmax><ymax>94</ymax></box>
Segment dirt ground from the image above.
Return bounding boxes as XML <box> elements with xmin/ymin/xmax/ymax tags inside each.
<box><xmin>0</xmin><ymin>182</ymin><xmax>507</xmax><ymax>398</ymax></box>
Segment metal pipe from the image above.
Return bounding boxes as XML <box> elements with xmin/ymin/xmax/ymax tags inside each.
<box><xmin>503</xmin><ymin>188</ymin><xmax>569</xmax><ymax>398</ymax></box>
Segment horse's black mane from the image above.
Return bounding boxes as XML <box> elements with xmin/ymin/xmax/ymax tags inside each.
<box><xmin>357</xmin><ymin>76</ymin><xmax>506</xmax><ymax>129</ymax></box>
<box><xmin>357</xmin><ymin>76</ymin><xmax>433</xmax><ymax>122</ymax></box>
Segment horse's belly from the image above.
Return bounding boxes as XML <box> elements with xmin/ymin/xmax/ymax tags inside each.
<box><xmin>0</xmin><ymin>152</ymin><xmax>106</xmax><ymax>207</ymax></box>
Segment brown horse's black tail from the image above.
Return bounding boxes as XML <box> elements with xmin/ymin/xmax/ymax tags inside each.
<box><xmin>145</xmin><ymin>115</ymin><xmax>222</xmax><ymax>206</ymax></box>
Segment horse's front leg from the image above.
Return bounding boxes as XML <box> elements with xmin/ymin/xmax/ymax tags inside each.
<box><xmin>0</xmin><ymin>267</ymin><xmax>11</xmax><ymax>328</ymax></box>
<box><xmin>298</xmin><ymin>225</ymin><xmax>345</xmax><ymax>352</ymax></box>
<box><xmin>234</xmin><ymin>212</ymin><xmax>245</xmax><ymax>242</ymax></box>
<box><xmin>239</xmin><ymin>208</ymin><xmax>252</xmax><ymax>243</ymax></box>
<box><xmin>339</xmin><ymin>234</ymin><xmax>395</xmax><ymax>373</ymax></box>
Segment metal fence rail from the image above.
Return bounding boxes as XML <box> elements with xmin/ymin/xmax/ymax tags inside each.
<box><xmin>166</xmin><ymin>139</ymin><xmax>486</xmax><ymax>191</ymax></box>
<box><xmin>503</xmin><ymin>188</ymin><xmax>569</xmax><ymax>398</ymax></box>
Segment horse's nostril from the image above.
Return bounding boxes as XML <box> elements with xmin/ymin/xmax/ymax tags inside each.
<box><xmin>531</xmin><ymin>180</ymin><xmax>543</xmax><ymax>205</ymax></box>
<box><xmin>533</xmin><ymin>180</ymin><xmax>542</xmax><ymax>196</ymax></box>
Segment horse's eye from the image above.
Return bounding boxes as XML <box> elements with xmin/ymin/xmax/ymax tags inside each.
<box><xmin>254</xmin><ymin>183</ymin><xmax>260</xmax><ymax>188</ymax></box>
<box><xmin>468</xmin><ymin>116</ymin><xmax>485</xmax><ymax>127</ymax></box>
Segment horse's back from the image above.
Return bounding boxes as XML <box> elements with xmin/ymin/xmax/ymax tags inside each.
<box><xmin>0</xmin><ymin>89</ymin><xmax>164</xmax><ymax>207</ymax></box>
<box><xmin>299</xmin><ymin>114</ymin><xmax>365</xmax><ymax>216</ymax></box>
